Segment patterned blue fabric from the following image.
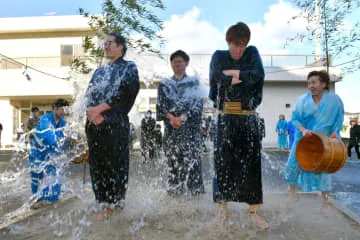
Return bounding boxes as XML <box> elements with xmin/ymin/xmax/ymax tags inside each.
<box><xmin>85</xmin><ymin>57</ymin><xmax>140</xmax><ymax>121</ymax></box>
<box><xmin>157</xmin><ymin>75</ymin><xmax>203</xmax><ymax>128</ymax></box>
<box><xmin>284</xmin><ymin>91</ymin><xmax>344</xmax><ymax>192</ymax></box>
<box><xmin>276</xmin><ymin>119</ymin><xmax>288</xmax><ymax>150</ymax></box>
<box><xmin>209</xmin><ymin>46</ymin><xmax>264</xmax><ymax>110</ymax></box>
<box><xmin>28</xmin><ymin>112</ymin><xmax>67</xmax><ymax>202</ymax></box>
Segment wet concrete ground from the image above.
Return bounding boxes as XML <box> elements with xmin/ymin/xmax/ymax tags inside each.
<box><xmin>0</xmin><ymin>147</ymin><xmax>360</xmax><ymax>239</ymax></box>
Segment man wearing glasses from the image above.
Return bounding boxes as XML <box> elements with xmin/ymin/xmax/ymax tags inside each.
<box><xmin>209</xmin><ymin>22</ymin><xmax>268</xmax><ymax>229</ymax></box>
<box><xmin>85</xmin><ymin>32</ymin><xmax>140</xmax><ymax>220</ymax></box>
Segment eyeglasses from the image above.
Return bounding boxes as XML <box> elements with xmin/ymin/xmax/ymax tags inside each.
<box><xmin>103</xmin><ymin>40</ymin><xmax>116</xmax><ymax>47</ymax></box>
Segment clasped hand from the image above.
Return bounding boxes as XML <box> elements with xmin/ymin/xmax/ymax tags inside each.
<box><xmin>87</xmin><ymin>106</ymin><xmax>104</xmax><ymax>125</ymax></box>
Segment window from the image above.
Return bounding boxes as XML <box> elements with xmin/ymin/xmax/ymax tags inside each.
<box><xmin>60</xmin><ymin>45</ymin><xmax>74</xmax><ymax>66</ymax></box>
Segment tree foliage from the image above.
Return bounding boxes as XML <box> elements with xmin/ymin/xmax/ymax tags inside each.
<box><xmin>288</xmin><ymin>0</ymin><xmax>360</xmax><ymax>73</ymax></box>
<box><xmin>73</xmin><ymin>0</ymin><xmax>165</xmax><ymax>74</ymax></box>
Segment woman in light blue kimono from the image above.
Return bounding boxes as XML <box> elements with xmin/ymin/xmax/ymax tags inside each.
<box><xmin>284</xmin><ymin>70</ymin><xmax>344</xmax><ymax>211</ymax></box>
<box><xmin>276</xmin><ymin>114</ymin><xmax>288</xmax><ymax>151</ymax></box>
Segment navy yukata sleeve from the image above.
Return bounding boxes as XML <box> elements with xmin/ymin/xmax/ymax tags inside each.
<box><xmin>209</xmin><ymin>51</ymin><xmax>232</xmax><ymax>107</ymax></box>
<box><xmin>156</xmin><ymin>82</ymin><xmax>168</xmax><ymax>121</ymax></box>
<box><xmin>239</xmin><ymin>46</ymin><xmax>265</xmax><ymax>86</ymax></box>
<box><xmin>105</xmin><ymin>62</ymin><xmax>140</xmax><ymax>115</ymax></box>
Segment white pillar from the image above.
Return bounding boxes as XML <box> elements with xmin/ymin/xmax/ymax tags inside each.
<box><xmin>0</xmin><ymin>99</ymin><xmax>14</xmax><ymax>146</ymax></box>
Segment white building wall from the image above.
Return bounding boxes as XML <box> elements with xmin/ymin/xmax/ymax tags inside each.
<box><xmin>0</xmin><ymin>68</ymin><xmax>73</xmax><ymax>96</ymax></box>
<box><xmin>0</xmin><ymin>37</ymin><xmax>83</xmax><ymax>57</ymax></box>
<box><xmin>258</xmin><ymin>82</ymin><xmax>308</xmax><ymax>147</ymax></box>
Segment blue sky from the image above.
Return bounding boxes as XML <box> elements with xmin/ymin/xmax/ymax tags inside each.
<box><xmin>0</xmin><ymin>0</ymin><xmax>359</xmax><ymax>112</ymax></box>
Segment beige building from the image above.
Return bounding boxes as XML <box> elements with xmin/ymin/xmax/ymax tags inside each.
<box><xmin>0</xmin><ymin>15</ymin><xmax>342</xmax><ymax>147</ymax></box>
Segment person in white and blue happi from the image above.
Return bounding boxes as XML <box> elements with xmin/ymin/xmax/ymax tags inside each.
<box><xmin>28</xmin><ymin>99</ymin><xmax>69</xmax><ymax>209</ymax></box>
<box><xmin>156</xmin><ymin>50</ymin><xmax>205</xmax><ymax>196</ymax></box>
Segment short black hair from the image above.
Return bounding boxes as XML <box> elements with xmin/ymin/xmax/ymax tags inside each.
<box><xmin>307</xmin><ymin>70</ymin><xmax>330</xmax><ymax>90</ymax></box>
<box><xmin>226</xmin><ymin>22</ymin><xmax>251</xmax><ymax>45</ymax></box>
<box><xmin>147</xmin><ymin>110</ymin><xmax>152</xmax><ymax>114</ymax></box>
<box><xmin>53</xmin><ymin>99</ymin><xmax>69</xmax><ymax>108</ymax></box>
<box><xmin>170</xmin><ymin>50</ymin><xmax>190</xmax><ymax>63</ymax></box>
<box><xmin>31</xmin><ymin>107</ymin><xmax>39</xmax><ymax>112</ymax></box>
<box><xmin>109</xmin><ymin>32</ymin><xmax>127</xmax><ymax>55</ymax></box>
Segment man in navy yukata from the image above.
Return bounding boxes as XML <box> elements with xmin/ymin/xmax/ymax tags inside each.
<box><xmin>28</xmin><ymin>99</ymin><xmax>69</xmax><ymax>209</ymax></box>
<box><xmin>209</xmin><ymin>22</ymin><xmax>268</xmax><ymax>229</ymax></box>
<box><xmin>156</xmin><ymin>50</ymin><xmax>205</xmax><ymax>196</ymax></box>
<box><xmin>85</xmin><ymin>32</ymin><xmax>139</xmax><ymax>220</ymax></box>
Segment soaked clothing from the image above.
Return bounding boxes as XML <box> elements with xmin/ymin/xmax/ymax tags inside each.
<box><xmin>85</xmin><ymin>57</ymin><xmax>139</xmax><ymax>205</ymax></box>
<box><xmin>276</xmin><ymin>119</ymin><xmax>288</xmax><ymax>150</ymax></box>
<box><xmin>141</xmin><ymin>117</ymin><xmax>156</xmax><ymax>160</ymax></box>
<box><xmin>209</xmin><ymin>47</ymin><xmax>265</xmax><ymax>204</ymax></box>
<box><xmin>157</xmin><ymin>75</ymin><xmax>205</xmax><ymax>194</ymax></box>
<box><xmin>284</xmin><ymin>91</ymin><xmax>344</xmax><ymax>192</ymax></box>
<box><xmin>28</xmin><ymin>113</ymin><xmax>67</xmax><ymax>203</ymax></box>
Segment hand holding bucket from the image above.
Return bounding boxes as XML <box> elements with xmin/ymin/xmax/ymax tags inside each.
<box><xmin>296</xmin><ymin>133</ymin><xmax>347</xmax><ymax>173</ymax></box>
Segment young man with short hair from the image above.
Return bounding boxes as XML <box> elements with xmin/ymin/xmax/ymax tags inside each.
<box><xmin>157</xmin><ymin>50</ymin><xmax>205</xmax><ymax>196</ymax></box>
<box><xmin>209</xmin><ymin>22</ymin><xmax>268</xmax><ymax>229</ymax></box>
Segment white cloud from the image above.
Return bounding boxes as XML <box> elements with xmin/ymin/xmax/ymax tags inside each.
<box><xmin>249</xmin><ymin>0</ymin><xmax>310</xmax><ymax>54</ymax></box>
<box><xmin>160</xmin><ymin>7</ymin><xmax>223</xmax><ymax>53</ymax></box>
<box><xmin>161</xmin><ymin>1</ymin><xmax>310</xmax><ymax>55</ymax></box>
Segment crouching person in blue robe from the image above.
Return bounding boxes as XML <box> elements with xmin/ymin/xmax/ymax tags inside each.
<box><xmin>28</xmin><ymin>99</ymin><xmax>69</xmax><ymax>209</ymax></box>
<box><xmin>156</xmin><ymin>50</ymin><xmax>205</xmax><ymax>196</ymax></box>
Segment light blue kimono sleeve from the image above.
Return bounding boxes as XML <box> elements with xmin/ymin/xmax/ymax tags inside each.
<box><xmin>291</xmin><ymin>95</ymin><xmax>305</xmax><ymax>130</ymax></box>
<box><xmin>331</xmin><ymin>95</ymin><xmax>344</xmax><ymax>134</ymax></box>
<box><xmin>275</xmin><ymin>121</ymin><xmax>280</xmax><ymax>132</ymax></box>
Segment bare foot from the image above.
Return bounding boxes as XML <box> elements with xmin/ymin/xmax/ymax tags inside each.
<box><xmin>209</xmin><ymin>206</ymin><xmax>231</xmax><ymax>226</ymax></box>
<box><xmin>250</xmin><ymin>213</ymin><xmax>269</xmax><ymax>230</ymax></box>
<box><xmin>92</xmin><ymin>206</ymin><xmax>113</xmax><ymax>221</ymax></box>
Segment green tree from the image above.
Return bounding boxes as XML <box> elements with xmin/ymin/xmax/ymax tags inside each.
<box><xmin>72</xmin><ymin>0</ymin><xmax>165</xmax><ymax>74</ymax></box>
<box><xmin>288</xmin><ymin>0</ymin><xmax>360</xmax><ymax>73</ymax></box>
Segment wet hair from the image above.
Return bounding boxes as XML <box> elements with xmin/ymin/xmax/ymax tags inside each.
<box><xmin>307</xmin><ymin>70</ymin><xmax>330</xmax><ymax>90</ymax></box>
<box><xmin>109</xmin><ymin>32</ymin><xmax>127</xmax><ymax>55</ymax></box>
<box><xmin>226</xmin><ymin>22</ymin><xmax>251</xmax><ymax>45</ymax></box>
<box><xmin>170</xmin><ymin>50</ymin><xmax>190</xmax><ymax>63</ymax></box>
<box><xmin>31</xmin><ymin>107</ymin><xmax>39</xmax><ymax>112</ymax></box>
<box><xmin>53</xmin><ymin>99</ymin><xmax>69</xmax><ymax>108</ymax></box>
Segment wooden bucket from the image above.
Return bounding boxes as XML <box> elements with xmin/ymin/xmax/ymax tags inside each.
<box><xmin>296</xmin><ymin>133</ymin><xmax>347</xmax><ymax>173</ymax></box>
